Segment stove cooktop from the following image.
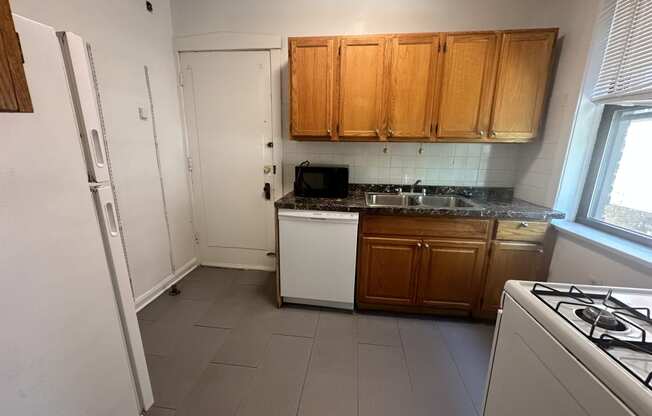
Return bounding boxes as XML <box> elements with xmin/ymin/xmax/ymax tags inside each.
<box><xmin>531</xmin><ymin>283</ymin><xmax>652</xmax><ymax>390</ymax></box>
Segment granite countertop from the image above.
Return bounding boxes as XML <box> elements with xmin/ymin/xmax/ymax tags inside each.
<box><xmin>275</xmin><ymin>184</ymin><xmax>565</xmax><ymax>221</ymax></box>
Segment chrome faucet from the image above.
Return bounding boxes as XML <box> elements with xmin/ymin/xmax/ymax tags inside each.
<box><xmin>410</xmin><ymin>179</ymin><xmax>422</xmax><ymax>193</ymax></box>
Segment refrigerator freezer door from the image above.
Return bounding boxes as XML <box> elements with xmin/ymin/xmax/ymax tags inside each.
<box><xmin>58</xmin><ymin>31</ymin><xmax>109</xmax><ymax>183</ymax></box>
<box><xmin>92</xmin><ymin>183</ymin><xmax>154</xmax><ymax>409</ymax></box>
<box><xmin>1</xmin><ymin>16</ymin><xmax>141</xmax><ymax>415</ymax></box>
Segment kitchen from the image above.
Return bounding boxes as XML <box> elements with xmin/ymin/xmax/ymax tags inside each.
<box><xmin>2</xmin><ymin>0</ymin><xmax>651</xmax><ymax>415</ymax></box>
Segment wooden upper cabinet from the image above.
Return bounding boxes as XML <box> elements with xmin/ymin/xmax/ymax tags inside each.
<box><xmin>0</xmin><ymin>0</ymin><xmax>32</xmax><ymax>112</ymax></box>
<box><xmin>338</xmin><ymin>36</ymin><xmax>387</xmax><ymax>139</ymax></box>
<box><xmin>436</xmin><ymin>33</ymin><xmax>498</xmax><ymax>139</ymax></box>
<box><xmin>357</xmin><ymin>236</ymin><xmax>421</xmax><ymax>305</ymax></box>
<box><xmin>480</xmin><ymin>241</ymin><xmax>545</xmax><ymax>314</ymax></box>
<box><xmin>289</xmin><ymin>28</ymin><xmax>556</xmax><ymax>143</ymax></box>
<box><xmin>490</xmin><ymin>30</ymin><xmax>557</xmax><ymax>140</ymax></box>
<box><xmin>416</xmin><ymin>239</ymin><xmax>486</xmax><ymax>311</ymax></box>
<box><xmin>289</xmin><ymin>37</ymin><xmax>337</xmax><ymax>138</ymax></box>
<box><xmin>386</xmin><ymin>34</ymin><xmax>440</xmax><ymax>139</ymax></box>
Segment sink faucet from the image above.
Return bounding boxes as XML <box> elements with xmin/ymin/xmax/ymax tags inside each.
<box><xmin>410</xmin><ymin>179</ymin><xmax>422</xmax><ymax>193</ymax></box>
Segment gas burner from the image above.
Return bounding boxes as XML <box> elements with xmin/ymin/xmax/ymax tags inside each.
<box><xmin>575</xmin><ymin>306</ymin><xmax>627</xmax><ymax>331</ymax></box>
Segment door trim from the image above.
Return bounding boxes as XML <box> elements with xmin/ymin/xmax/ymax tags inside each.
<box><xmin>175</xmin><ymin>31</ymin><xmax>282</xmax><ymax>52</ymax></box>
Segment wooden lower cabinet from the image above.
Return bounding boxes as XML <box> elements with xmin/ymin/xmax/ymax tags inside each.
<box><xmin>356</xmin><ymin>215</ymin><xmax>554</xmax><ymax>318</ymax></box>
<box><xmin>357</xmin><ymin>236</ymin><xmax>421</xmax><ymax>306</ymax></box>
<box><xmin>417</xmin><ymin>239</ymin><xmax>487</xmax><ymax>311</ymax></box>
<box><xmin>477</xmin><ymin>241</ymin><xmax>545</xmax><ymax>316</ymax></box>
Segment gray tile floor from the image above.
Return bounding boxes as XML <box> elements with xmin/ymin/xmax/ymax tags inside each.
<box><xmin>138</xmin><ymin>266</ymin><xmax>495</xmax><ymax>416</ymax></box>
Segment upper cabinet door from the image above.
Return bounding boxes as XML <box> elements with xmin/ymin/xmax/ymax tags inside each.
<box><xmin>289</xmin><ymin>37</ymin><xmax>337</xmax><ymax>138</ymax></box>
<box><xmin>338</xmin><ymin>36</ymin><xmax>388</xmax><ymax>139</ymax></box>
<box><xmin>436</xmin><ymin>33</ymin><xmax>498</xmax><ymax>139</ymax></box>
<box><xmin>387</xmin><ymin>34</ymin><xmax>440</xmax><ymax>139</ymax></box>
<box><xmin>0</xmin><ymin>0</ymin><xmax>32</xmax><ymax>112</ymax></box>
<box><xmin>490</xmin><ymin>30</ymin><xmax>556</xmax><ymax>141</ymax></box>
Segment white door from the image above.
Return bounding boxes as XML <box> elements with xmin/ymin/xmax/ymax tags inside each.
<box><xmin>1</xmin><ymin>16</ymin><xmax>141</xmax><ymax>415</ymax></box>
<box><xmin>180</xmin><ymin>51</ymin><xmax>276</xmax><ymax>270</ymax></box>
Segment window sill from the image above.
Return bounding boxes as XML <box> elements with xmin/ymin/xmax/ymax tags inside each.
<box><xmin>552</xmin><ymin>220</ymin><xmax>652</xmax><ymax>271</ymax></box>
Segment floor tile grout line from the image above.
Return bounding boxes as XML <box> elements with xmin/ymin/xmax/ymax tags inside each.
<box><xmin>152</xmin><ymin>404</ymin><xmax>177</xmax><ymax>411</ymax></box>
<box><xmin>357</xmin><ymin>341</ymin><xmax>402</xmax><ymax>347</ymax></box>
<box><xmin>397</xmin><ymin>320</ymin><xmax>418</xmax><ymax>400</ymax></box>
<box><xmin>194</xmin><ymin>323</ymin><xmax>234</xmax><ymax>330</ymax></box>
<box><xmin>272</xmin><ymin>332</ymin><xmax>315</xmax><ymax>339</ymax></box>
<box><xmin>434</xmin><ymin>321</ymin><xmax>482</xmax><ymax>416</ymax></box>
<box><xmin>208</xmin><ymin>360</ymin><xmax>259</xmax><ymax>369</ymax></box>
<box><xmin>295</xmin><ymin>311</ymin><xmax>319</xmax><ymax>416</ymax></box>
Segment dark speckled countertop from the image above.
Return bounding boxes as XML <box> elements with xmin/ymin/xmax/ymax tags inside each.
<box><xmin>275</xmin><ymin>184</ymin><xmax>565</xmax><ymax>221</ymax></box>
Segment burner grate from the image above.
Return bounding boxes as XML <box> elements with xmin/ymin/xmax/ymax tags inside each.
<box><xmin>531</xmin><ymin>283</ymin><xmax>652</xmax><ymax>391</ymax></box>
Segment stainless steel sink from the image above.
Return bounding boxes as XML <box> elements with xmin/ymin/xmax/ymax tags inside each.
<box><xmin>365</xmin><ymin>193</ymin><xmax>406</xmax><ymax>207</ymax></box>
<box><xmin>406</xmin><ymin>195</ymin><xmax>476</xmax><ymax>208</ymax></box>
<box><xmin>365</xmin><ymin>192</ymin><xmax>477</xmax><ymax>208</ymax></box>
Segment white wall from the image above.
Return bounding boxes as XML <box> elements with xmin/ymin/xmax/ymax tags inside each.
<box><xmin>549</xmin><ymin>234</ymin><xmax>652</xmax><ymax>289</ymax></box>
<box><xmin>12</xmin><ymin>0</ymin><xmax>196</xmax><ymax>301</ymax></box>
<box><xmin>171</xmin><ymin>0</ymin><xmax>583</xmax><ymax>194</ymax></box>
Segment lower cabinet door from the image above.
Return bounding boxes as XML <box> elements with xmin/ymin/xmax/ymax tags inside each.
<box><xmin>416</xmin><ymin>239</ymin><xmax>487</xmax><ymax>310</ymax></box>
<box><xmin>480</xmin><ymin>241</ymin><xmax>545</xmax><ymax>314</ymax></box>
<box><xmin>357</xmin><ymin>236</ymin><xmax>421</xmax><ymax>305</ymax></box>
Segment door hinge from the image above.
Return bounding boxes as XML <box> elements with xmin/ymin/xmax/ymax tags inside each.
<box><xmin>443</xmin><ymin>43</ymin><xmax>447</xmax><ymax>53</ymax></box>
<box><xmin>437</xmin><ymin>43</ymin><xmax>441</xmax><ymax>53</ymax></box>
<box><xmin>16</xmin><ymin>32</ymin><xmax>25</xmax><ymax>63</ymax></box>
<box><xmin>434</xmin><ymin>123</ymin><xmax>439</xmax><ymax>135</ymax></box>
<box><xmin>178</xmin><ymin>71</ymin><xmax>184</xmax><ymax>87</ymax></box>
<box><xmin>186</xmin><ymin>156</ymin><xmax>193</xmax><ymax>172</ymax></box>
<box><xmin>338</xmin><ymin>45</ymin><xmax>342</xmax><ymax>56</ymax></box>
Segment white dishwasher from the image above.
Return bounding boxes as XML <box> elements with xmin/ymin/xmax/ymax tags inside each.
<box><xmin>278</xmin><ymin>209</ymin><xmax>359</xmax><ymax>310</ymax></box>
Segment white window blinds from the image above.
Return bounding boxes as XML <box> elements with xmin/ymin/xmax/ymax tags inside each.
<box><xmin>593</xmin><ymin>0</ymin><xmax>652</xmax><ymax>102</ymax></box>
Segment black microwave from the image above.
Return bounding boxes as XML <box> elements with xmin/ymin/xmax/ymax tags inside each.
<box><xmin>294</xmin><ymin>164</ymin><xmax>349</xmax><ymax>198</ymax></box>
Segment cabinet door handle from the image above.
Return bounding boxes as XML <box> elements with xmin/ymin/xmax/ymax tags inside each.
<box><xmin>388</xmin><ymin>127</ymin><xmax>394</xmax><ymax>137</ymax></box>
<box><xmin>519</xmin><ymin>221</ymin><xmax>529</xmax><ymax>228</ymax></box>
<box><xmin>417</xmin><ymin>242</ymin><xmax>422</xmax><ymax>248</ymax></box>
<box><xmin>537</xmin><ymin>248</ymin><xmax>544</xmax><ymax>254</ymax></box>
<box><xmin>424</xmin><ymin>243</ymin><xmax>430</xmax><ymax>249</ymax></box>
<box><xmin>327</xmin><ymin>128</ymin><xmax>331</xmax><ymax>135</ymax></box>
<box><xmin>479</xmin><ymin>130</ymin><xmax>486</xmax><ymax>136</ymax></box>
<box><xmin>375</xmin><ymin>128</ymin><xmax>381</xmax><ymax>137</ymax></box>
<box><xmin>490</xmin><ymin>130</ymin><xmax>497</xmax><ymax>137</ymax></box>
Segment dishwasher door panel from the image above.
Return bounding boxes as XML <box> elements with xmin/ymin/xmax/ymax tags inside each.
<box><xmin>279</xmin><ymin>210</ymin><xmax>359</xmax><ymax>309</ymax></box>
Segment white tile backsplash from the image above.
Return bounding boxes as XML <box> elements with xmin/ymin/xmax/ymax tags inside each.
<box><xmin>282</xmin><ymin>141</ymin><xmax>519</xmax><ymax>192</ymax></box>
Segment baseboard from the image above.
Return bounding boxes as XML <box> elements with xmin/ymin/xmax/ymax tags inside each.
<box><xmin>135</xmin><ymin>257</ymin><xmax>199</xmax><ymax>311</ymax></box>
<box><xmin>201</xmin><ymin>261</ymin><xmax>275</xmax><ymax>272</ymax></box>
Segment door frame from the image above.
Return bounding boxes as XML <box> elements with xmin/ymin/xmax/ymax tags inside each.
<box><xmin>174</xmin><ymin>32</ymin><xmax>283</xmax><ymax>270</ymax></box>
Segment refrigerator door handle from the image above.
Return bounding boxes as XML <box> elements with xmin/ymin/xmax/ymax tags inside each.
<box><xmin>91</xmin><ymin>128</ymin><xmax>105</xmax><ymax>168</ymax></box>
<box><xmin>104</xmin><ymin>201</ymin><xmax>118</xmax><ymax>236</ymax></box>
<box><xmin>58</xmin><ymin>32</ymin><xmax>109</xmax><ymax>182</ymax></box>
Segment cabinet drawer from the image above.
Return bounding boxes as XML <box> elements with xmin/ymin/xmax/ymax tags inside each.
<box><xmin>495</xmin><ymin>220</ymin><xmax>548</xmax><ymax>243</ymax></box>
<box><xmin>362</xmin><ymin>215</ymin><xmax>491</xmax><ymax>240</ymax></box>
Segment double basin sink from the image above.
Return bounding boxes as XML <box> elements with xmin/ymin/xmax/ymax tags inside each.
<box><xmin>365</xmin><ymin>192</ymin><xmax>478</xmax><ymax>209</ymax></box>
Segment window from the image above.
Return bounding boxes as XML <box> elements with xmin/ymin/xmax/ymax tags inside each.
<box><xmin>578</xmin><ymin>105</ymin><xmax>652</xmax><ymax>247</ymax></box>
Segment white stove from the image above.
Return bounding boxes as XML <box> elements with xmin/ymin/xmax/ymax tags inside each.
<box><xmin>483</xmin><ymin>281</ymin><xmax>652</xmax><ymax>416</ymax></box>
<box><xmin>533</xmin><ymin>283</ymin><xmax>652</xmax><ymax>387</ymax></box>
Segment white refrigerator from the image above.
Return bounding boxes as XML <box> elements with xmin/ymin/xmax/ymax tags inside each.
<box><xmin>1</xmin><ymin>15</ymin><xmax>153</xmax><ymax>415</ymax></box>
